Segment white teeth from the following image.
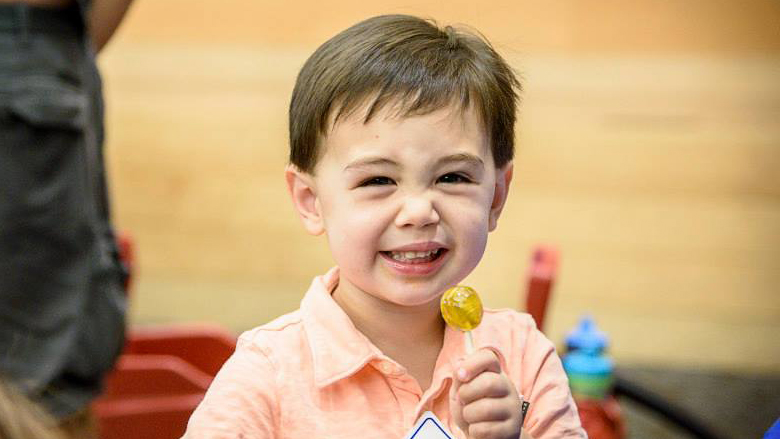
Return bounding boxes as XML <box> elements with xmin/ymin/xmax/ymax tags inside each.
<box><xmin>389</xmin><ymin>249</ymin><xmax>439</xmax><ymax>262</ymax></box>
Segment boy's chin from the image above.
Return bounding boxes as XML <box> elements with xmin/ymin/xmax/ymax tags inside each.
<box><xmin>375</xmin><ymin>284</ymin><xmax>451</xmax><ymax>308</ymax></box>
<box><xmin>342</xmin><ymin>267</ymin><xmax>468</xmax><ymax>308</ymax></box>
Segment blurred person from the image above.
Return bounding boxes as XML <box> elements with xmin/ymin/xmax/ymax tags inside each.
<box><xmin>0</xmin><ymin>0</ymin><xmax>133</xmax><ymax>437</ymax></box>
<box><xmin>183</xmin><ymin>15</ymin><xmax>585</xmax><ymax>439</ymax></box>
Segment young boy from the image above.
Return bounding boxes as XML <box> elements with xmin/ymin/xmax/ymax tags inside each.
<box><xmin>183</xmin><ymin>15</ymin><xmax>586</xmax><ymax>439</ymax></box>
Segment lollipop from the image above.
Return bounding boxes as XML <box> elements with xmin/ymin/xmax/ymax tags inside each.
<box><xmin>440</xmin><ymin>285</ymin><xmax>483</xmax><ymax>353</ymax></box>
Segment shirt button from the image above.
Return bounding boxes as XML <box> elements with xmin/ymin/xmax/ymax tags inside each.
<box><xmin>379</xmin><ymin>361</ymin><xmax>395</xmax><ymax>374</ymax></box>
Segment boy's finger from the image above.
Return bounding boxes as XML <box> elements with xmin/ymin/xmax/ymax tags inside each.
<box><xmin>467</xmin><ymin>420</ymin><xmax>517</xmax><ymax>439</ymax></box>
<box><xmin>457</xmin><ymin>371</ymin><xmax>509</xmax><ymax>404</ymax></box>
<box><xmin>448</xmin><ymin>374</ymin><xmax>469</xmax><ymax>434</ymax></box>
<box><xmin>455</xmin><ymin>348</ymin><xmax>501</xmax><ymax>383</ymax></box>
<box><xmin>461</xmin><ymin>396</ymin><xmax>513</xmax><ymax>424</ymax></box>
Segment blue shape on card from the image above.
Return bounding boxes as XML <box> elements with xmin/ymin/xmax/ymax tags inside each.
<box><xmin>405</xmin><ymin>412</ymin><xmax>453</xmax><ymax>439</ymax></box>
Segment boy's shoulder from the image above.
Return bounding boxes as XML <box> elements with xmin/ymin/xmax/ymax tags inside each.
<box><xmin>235</xmin><ymin>309</ymin><xmax>307</xmax><ymax>358</ymax></box>
<box><xmin>482</xmin><ymin>307</ymin><xmax>538</xmax><ymax>332</ymax></box>
<box><xmin>478</xmin><ymin>308</ymin><xmax>548</xmax><ymax>355</ymax></box>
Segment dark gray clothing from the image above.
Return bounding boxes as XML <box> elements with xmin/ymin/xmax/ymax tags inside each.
<box><xmin>0</xmin><ymin>2</ymin><xmax>126</xmax><ymax>418</ymax></box>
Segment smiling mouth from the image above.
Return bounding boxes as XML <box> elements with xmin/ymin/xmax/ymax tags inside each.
<box><xmin>380</xmin><ymin>248</ymin><xmax>447</xmax><ymax>264</ymax></box>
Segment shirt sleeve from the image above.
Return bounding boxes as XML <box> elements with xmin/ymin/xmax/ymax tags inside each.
<box><xmin>519</xmin><ymin>317</ymin><xmax>588</xmax><ymax>439</ymax></box>
<box><xmin>182</xmin><ymin>334</ymin><xmax>279</xmax><ymax>439</ymax></box>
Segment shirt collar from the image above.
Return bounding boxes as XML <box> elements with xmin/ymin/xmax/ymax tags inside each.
<box><xmin>300</xmin><ymin>267</ymin><xmax>382</xmax><ymax>388</ymax></box>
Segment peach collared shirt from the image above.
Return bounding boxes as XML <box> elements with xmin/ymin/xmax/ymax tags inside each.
<box><xmin>182</xmin><ymin>268</ymin><xmax>586</xmax><ymax>439</ymax></box>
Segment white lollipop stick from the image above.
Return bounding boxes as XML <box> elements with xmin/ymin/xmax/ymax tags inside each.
<box><xmin>465</xmin><ymin>331</ymin><xmax>475</xmax><ymax>354</ymax></box>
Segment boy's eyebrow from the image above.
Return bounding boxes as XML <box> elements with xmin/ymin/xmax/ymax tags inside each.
<box><xmin>437</xmin><ymin>153</ymin><xmax>484</xmax><ymax>168</ymax></box>
<box><xmin>344</xmin><ymin>157</ymin><xmax>399</xmax><ymax>171</ymax></box>
<box><xmin>344</xmin><ymin>153</ymin><xmax>485</xmax><ymax>171</ymax></box>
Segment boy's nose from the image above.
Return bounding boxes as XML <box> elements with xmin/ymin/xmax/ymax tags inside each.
<box><xmin>395</xmin><ymin>195</ymin><xmax>440</xmax><ymax>228</ymax></box>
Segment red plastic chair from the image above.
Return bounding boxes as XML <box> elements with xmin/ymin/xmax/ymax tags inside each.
<box><xmin>524</xmin><ymin>245</ymin><xmax>559</xmax><ymax>332</ymax></box>
<box><xmin>94</xmin><ymin>327</ymin><xmax>237</xmax><ymax>439</ymax></box>
<box><xmin>93</xmin><ymin>354</ymin><xmax>213</xmax><ymax>439</ymax></box>
<box><xmin>94</xmin><ymin>393</ymin><xmax>206</xmax><ymax>439</ymax></box>
<box><xmin>123</xmin><ymin>326</ymin><xmax>237</xmax><ymax>377</ymax></box>
<box><xmin>99</xmin><ymin>354</ymin><xmax>214</xmax><ymax>398</ymax></box>
<box><xmin>521</xmin><ymin>245</ymin><xmax>627</xmax><ymax>439</ymax></box>
<box><xmin>96</xmin><ymin>235</ymin><xmax>239</xmax><ymax>439</ymax></box>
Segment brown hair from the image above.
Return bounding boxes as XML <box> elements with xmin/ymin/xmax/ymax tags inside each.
<box><xmin>289</xmin><ymin>14</ymin><xmax>521</xmax><ymax>173</ymax></box>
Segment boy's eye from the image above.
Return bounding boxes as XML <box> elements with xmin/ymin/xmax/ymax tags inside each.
<box><xmin>437</xmin><ymin>173</ymin><xmax>472</xmax><ymax>184</ymax></box>
<box><xmin>359</xmin><ymin>176</ymin><xmax>395</xmax><ymax>187</ymax></box>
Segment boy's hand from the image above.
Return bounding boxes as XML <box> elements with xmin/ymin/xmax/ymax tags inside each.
<box><xmin>449</xmin><ymin>349</ymin><xmax>526</xmax><ymax>439</ymax></box>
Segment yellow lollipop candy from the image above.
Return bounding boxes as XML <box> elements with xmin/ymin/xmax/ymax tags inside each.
<box><xmin>441</xmin><ymin>285</ymin><xmax>483</xmax><ymax>353</ymax></box>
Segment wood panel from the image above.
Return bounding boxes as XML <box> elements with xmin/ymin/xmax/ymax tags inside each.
<box><xmin>99</xmin><ymin>0</ymin><xmax>780</xmax><ymax>372</ymax></box>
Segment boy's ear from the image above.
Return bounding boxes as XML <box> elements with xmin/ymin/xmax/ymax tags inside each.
<box><xmin>488</xmin><ymin>162</ymin><xmax>513</xmax><ymax>232</ymax></box>
<box><xmin>285</xmin><ymin>165</ymin><xmax>325</xmax><ymax>236</ymax></box>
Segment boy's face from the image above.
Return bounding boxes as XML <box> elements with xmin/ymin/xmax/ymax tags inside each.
<box><xmin>287</xmin><ymin>104</ymin><xmax>512</xmax><ymax>308</ymax></box>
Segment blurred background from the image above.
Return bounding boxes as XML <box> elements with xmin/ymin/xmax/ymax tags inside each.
<box><xmin>97</xmin><ymin>0</ymin><xmax>779</xmax><ymax>437</ymax></box>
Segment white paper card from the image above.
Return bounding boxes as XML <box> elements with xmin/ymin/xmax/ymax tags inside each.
<box><xmin>403</xmin><ymin>411</ymin><xmax>455</xmax><ymax>439</ymax></box>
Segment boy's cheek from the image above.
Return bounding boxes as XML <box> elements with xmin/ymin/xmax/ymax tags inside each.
<box><xmin>447</xmin><ymin>200</ymin><xmax>494</xmax><ymax>225</ymax></box>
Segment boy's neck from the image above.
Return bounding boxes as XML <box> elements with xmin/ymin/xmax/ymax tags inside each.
<box><xmin>332</xmin><ymin>281</ymin><xmax>445</xmax><ymax>369</ymax></box>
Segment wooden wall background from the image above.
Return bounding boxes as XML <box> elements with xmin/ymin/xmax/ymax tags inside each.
<box><xmin>99</xmin><ymin>0</ymin><xmax>780</xmax><ymax>372</ymax></box>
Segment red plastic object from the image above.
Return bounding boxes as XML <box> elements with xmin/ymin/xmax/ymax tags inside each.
<box><xmin>116</xmin><ymin>231</ymin><xmax>135</xmax><ymax>293</ymax></box>
<box><xmin>99</xmin><ymin>355</ymin><xmax>213</xmax><ymax>398</ymax></box>
<box><xmin>524</xmin><ymin>246</ymin><xmax>559</xmax><ymax>332</ymax></box>
<box><xmin>93</xmin><ymin>355</ymin><xmax>212</xmax><ymax>439</ymax></box>
<box><xmin>576</xmin><ymin>396</ymin><xmax>627</xmax><ymax>439</ymax></box>
<box><xmin>100</xmin><ymin>232</ymin><xmax>239</xmax><ymax>438</ymax></box>
<box><xmin>520</xmin><ymin>246</ymin><xmax>627</xmax><ymax>439</ymax></box>
<box><xmin>96</xmin><ymin>394</ymin><xmax>206</xmax><ymax>439</ymax></box>
<box><xmin>123</xmin><ymin>326</ymin><xmax>237</xmax><ymax>377</ymax></box>
<box><xmin>94</xmin><ymin>327</ymin><xmax>237</xmax><ymax>439</ymax></box>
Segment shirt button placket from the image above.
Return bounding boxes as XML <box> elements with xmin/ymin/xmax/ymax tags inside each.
<box><xmin>398</xmin><ymin>390</ymin><xmax>420</xmax><ymax>429</ymax></box>
<box><xmin>378</xmin><ymin>361</ymin><xmax>423</xmax><ymax>430</ymax></box>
